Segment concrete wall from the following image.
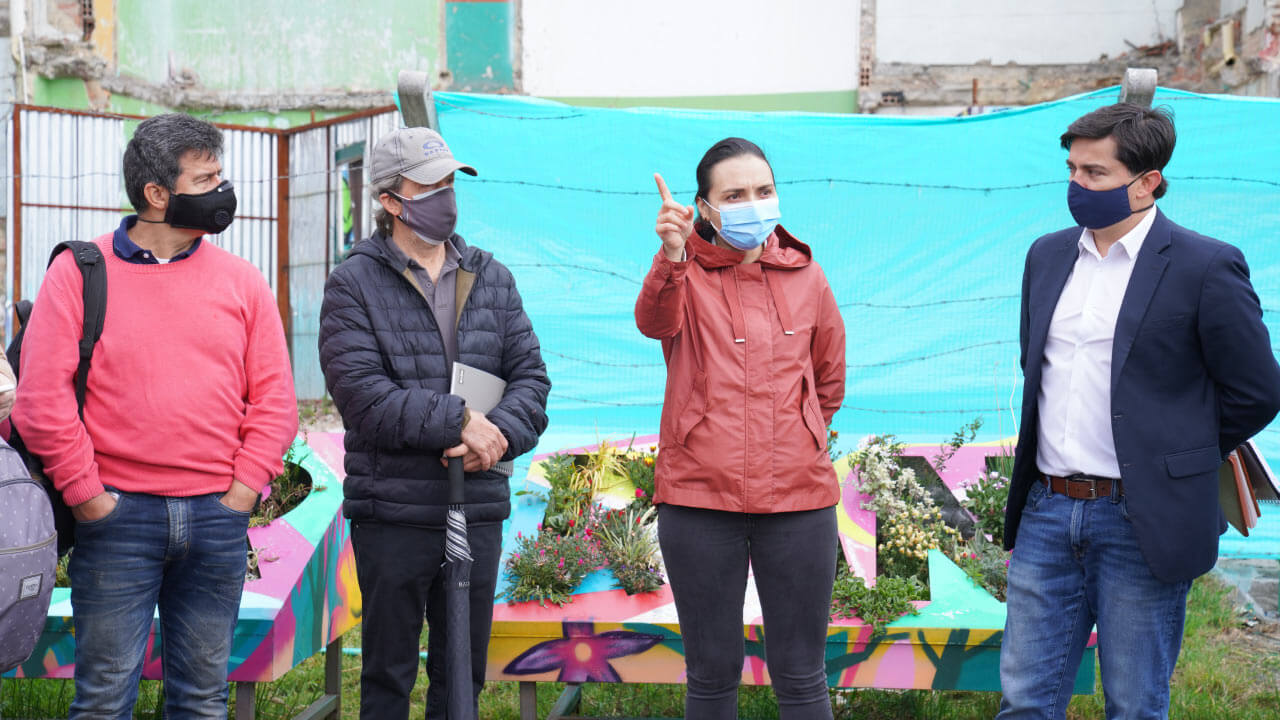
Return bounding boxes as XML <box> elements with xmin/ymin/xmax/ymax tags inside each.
<box><xmin>877</xmin><ymin>0</ymin><xmax>1182</xmax><ymax>65</ymax></box>
<box><xmin>520</xmin><ymin>0</ymin><xmax>861</xmax><ymax>112</ymax></box>
<box><xmin>1221</xmin><ymin>0</ymin><xmax>1273</xmax><ymax>31</ymax></box>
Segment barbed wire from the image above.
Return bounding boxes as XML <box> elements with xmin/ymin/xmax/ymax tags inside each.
<box><xmin>504</xmin><ymin>262</ymin><xmax>641</xmax><ymax>285</ymax></box>
<box><xmin>847</xmin><ymin>341</ymin><xmax>1016</xmax><ymax>368</ymax></box>
<box><xmin>840</xmin><ymin>295</ymin><xmax>1018</xmax><ymax>309</ymax></box>
<box><xmin>544</xmin><ymin>339</ymin><xmax>1019</xmax><ymax>370</ymax></box>
<box><xmin>541</xmin><ymin>350</ymin><xmax>662</xmax><ymax>368</ymax></box>
<box><xmin>838</xmin><ymin>404</ymin><xmax>1006</xmax><ymax>415</ymax></box>
<box><xmin>0</xmin><ymin>167</ymin><xmax>1277</xmax><ymax>194</ymax></box>
<box><xmin>548</xmin><ymin>390</ymin><xmax>1006</xmax><ymax>415</ymax></box>
<box><xmin>431</xmin><ymin>96</ymin><xmax>587</xmax><ymax>120</ymax></box>
<box><xmin>549</xmin><ymin>392</ymin><xmax>659</xmax><ymax>407</ymax></box>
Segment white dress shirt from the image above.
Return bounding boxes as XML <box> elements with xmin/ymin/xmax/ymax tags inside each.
<box><xmin>1036</xmin><ymin>208</ymin><xmax>1158</xmax><ymax>479</ymax></box>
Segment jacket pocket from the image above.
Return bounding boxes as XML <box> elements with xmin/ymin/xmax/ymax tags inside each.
<box><xmin>800</xmin><ymin>376</ymin><xmax>827</xmax><ymax>451</ymax></box>
<box><xmin>1165</xmin><ymin>445</ymin><xmax>1222</xmax><ymax>478</ymax></box>
<box><xmin>672</xmin><ymin>370</ymin><xmax>708</xmax><ymax>445</ymax></box>
<box><xmin>1137</xmin><ymin>313</ymin><xmax>1192</xmax><ymax>335</ymax></box>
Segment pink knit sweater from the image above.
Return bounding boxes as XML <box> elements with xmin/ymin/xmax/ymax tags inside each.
<box><xmin>13</xmin><ymin>235</ymin><xmax>298</xmax><ymax>506</ymax></box>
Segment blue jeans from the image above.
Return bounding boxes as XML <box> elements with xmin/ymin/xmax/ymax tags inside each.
<box><xmin>658</xmin><ymin>504</ymin><xmax>837</xmax><ymax>720</ymax></box>
<box><xmin>997</xmin><ymin>480</ymin><xmax>1191</xmax><ymax>720</ymax></box>
<box><xmin>68</xmin><ymin>490</ymin><xmax>250</xmax><ymax>720</ymax></box>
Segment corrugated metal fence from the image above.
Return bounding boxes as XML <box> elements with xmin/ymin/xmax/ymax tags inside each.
<box><xmin>4</xmin><ymin>104</ymin><xmax>399</xmax><ymax>399</ymax></box>
<box><xmin>287</xmin><ymin>109</ymin><xmax>399</xmax><ymax>398</ymax></box>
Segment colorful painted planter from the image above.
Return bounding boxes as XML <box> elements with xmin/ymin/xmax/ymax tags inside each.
<box><xmin>5</xmin><ymin>434</ymin><xmax>360</xmax><ymax>684</ymax></box>
<box><xmin>6</xmin><ymin>432</ymin><xmax>1096</xmax><ymax>705</ymax></box>
<box><xmin>488</xmin><ymin>437</ymin><xmax>1096</xmax><ymax>694</ymax></box>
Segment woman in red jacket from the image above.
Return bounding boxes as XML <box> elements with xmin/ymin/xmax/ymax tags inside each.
<box><xmin>636</xmin><ymin>138</ymin><xmax>846</xmax><ymax>720</ymax></box>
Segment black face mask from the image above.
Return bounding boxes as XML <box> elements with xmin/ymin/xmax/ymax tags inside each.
<box><xmin>164</xmin><ymin>180</ymin><xmax>237</xmax><ymax>234</ymax></box>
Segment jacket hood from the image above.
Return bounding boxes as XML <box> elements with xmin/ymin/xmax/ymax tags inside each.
<box><xmin>350</xmin><ymin>230</ymin><xmax>492</xmax><ymax>274</ymax></box>
<box><xmin>688</xmin><ymin>223</ymin><xmax>812</xmax><ymax>270</ymax></box>
<box><xmin>686</xmin><ymin>223</ymin><xmax>811</xmax><ymax>342</ymax></box>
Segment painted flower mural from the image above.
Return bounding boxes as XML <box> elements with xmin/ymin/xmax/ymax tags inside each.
<box><xmin>502</xmin><ymin>621</ymin><xmax>664</xmax><ymax>683</ymax></box>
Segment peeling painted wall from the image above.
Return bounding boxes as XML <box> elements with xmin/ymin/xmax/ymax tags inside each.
<box><xmin>114</xmin><ymin>0</ymin><xmax>442</xmax><ymax>94</ymax></box>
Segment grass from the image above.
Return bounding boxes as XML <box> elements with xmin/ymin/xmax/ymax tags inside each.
<box><xmin>3</xmin><ymin>576</ymin><xmax>1276</xmax><ymax>719</ymax></box>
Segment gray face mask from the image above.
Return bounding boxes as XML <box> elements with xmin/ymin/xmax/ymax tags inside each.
<box><xmin>392</xmin><ymin>186</ymin><xmax>457</xmax><ymax>245</ymax></box>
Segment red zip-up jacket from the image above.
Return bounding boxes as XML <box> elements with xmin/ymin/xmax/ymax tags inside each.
<box><xmin>635</xmin><ymin>226</ymin><xmax>846</xmax><ymax>513</ymax></box>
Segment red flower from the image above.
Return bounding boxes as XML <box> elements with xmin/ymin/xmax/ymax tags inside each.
<box><xmin>569</xmin><ymin>518</ymin><xmax>576</xmax><ymax>528</ymax></box>
<box><xmin>635</xmin><ymin>488</ymin><xmax>646</xmax><ymax>498</ymax></box>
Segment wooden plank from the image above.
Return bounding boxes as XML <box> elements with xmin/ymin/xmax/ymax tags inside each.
<box><xmin>235</xmin><ymin>681</ymin><xmax>256</xmax><ymax>720</ymax></box>
<box><xmin>520</xmin><ymin>681</ymin><xmax>538</xmax><ymax>720</ymax></box>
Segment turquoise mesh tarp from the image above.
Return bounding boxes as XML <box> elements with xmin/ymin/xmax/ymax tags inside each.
<box><xmin>428</xmin><ymin>88</ymin><xmax>1280</xmax><ymax>473</ymax></box>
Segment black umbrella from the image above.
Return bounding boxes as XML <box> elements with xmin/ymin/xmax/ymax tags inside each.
<box><xmin>444</xmin><ymin>455</ymin><xmax>476</xmax><ymax>720</ymax></box>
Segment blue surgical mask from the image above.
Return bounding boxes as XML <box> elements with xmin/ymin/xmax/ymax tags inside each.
<box><xmin>703</xmin><ymin>197</ymin><xmax>781</xmax><ymax>251</ymax></box>
<box><xmin>1067</xmin><ymin>173</ymin><xmax>1152</xmax><ymax>229</ymax></box>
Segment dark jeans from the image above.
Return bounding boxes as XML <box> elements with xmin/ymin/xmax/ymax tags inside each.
<box><xmin>68</xmin><ymin>491</ymin><xmax>251</xmax><ymax>720</ymax></box>
<box><xmin>350</xmin><ymin>519</ymin><xmax>503</xmax><ymax>720</ymax></box>
<box><xmin>658</xmin><ymin>504</ymin><xmax>837</xmax><ymax>720</ymax></box>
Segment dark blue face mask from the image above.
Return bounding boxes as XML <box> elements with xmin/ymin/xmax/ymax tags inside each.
<box><xmin>1067</xmin><ymin>172</ymin><xmax>1153</xmax><ymax>229</ymax></box>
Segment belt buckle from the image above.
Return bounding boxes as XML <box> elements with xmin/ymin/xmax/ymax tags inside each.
<box><xmin>1083</xmin><ymin>479</ymin><xmax>1099</xmax><ymax>500</ymax></box>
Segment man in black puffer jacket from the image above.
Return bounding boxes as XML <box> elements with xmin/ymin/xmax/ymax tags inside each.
<box><xmin>319</xmin><ymin>127</ymin><xmax>549</xmax><ymax>720</ymax></box>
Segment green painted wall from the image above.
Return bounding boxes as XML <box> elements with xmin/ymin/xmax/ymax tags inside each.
<box><xmin>31</xmin><ymin>76</ymin><xmax>92</xmax><ymax>109</ymax></box>
<box><xmin>114</xmin><ymin>0</ymin><xmax>442</xmax><ymax>94</ymax></box>
<box><xmin>445</xmin><ymin>0</ymin><xmax>514</xmax><ymax>91</ymax></box>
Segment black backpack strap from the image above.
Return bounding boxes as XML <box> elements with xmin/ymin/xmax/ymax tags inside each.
<box><xmin>48</xmin><ymin>241</ymin><xmax>107</xmax><ymax>419</ymax></box>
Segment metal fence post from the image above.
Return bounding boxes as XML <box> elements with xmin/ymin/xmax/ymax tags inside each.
<box><xmin>397</xmin><ymin>70</ymin><xmax>438</xmax><ymax>130</ymax></box>
<box><xmin>276</xmin><ymin>132</ymin><xmax>292</xmax><ymax>341</ymax></box>
<box><xmin>1119</xmin><ymin>68</ymin><xmax>1158</xmax><ymax>107</ymax></box>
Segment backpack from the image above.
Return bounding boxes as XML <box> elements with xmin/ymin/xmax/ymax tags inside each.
<box><xmin>0</xmin><ymin>440</ymin><xmax>57</xmax><ymax>673</ymax></box>
<box><xmin>5</xmin><ymin>241</ymin><xmax>108</xmax><ymax>556</ymax></box>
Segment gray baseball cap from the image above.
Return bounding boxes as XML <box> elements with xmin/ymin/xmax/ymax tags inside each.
<box><xmin>370</xmin><ymin>127</ymin><xmax>477</xmax><ymax>185</ymax></box>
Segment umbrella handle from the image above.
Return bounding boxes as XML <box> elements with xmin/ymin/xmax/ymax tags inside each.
<box><xmin>448</xmin><ymin>455</ymin><xmax>465</xmax><ymax>505</ymax></box>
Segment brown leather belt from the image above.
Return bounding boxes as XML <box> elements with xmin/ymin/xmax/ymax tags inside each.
<box><xmin>1043</xmin><ymin>474</ymin><xmax>1123</xmax><ymax>500</ymax></box>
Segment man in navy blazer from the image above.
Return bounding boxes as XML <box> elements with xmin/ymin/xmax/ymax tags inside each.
<box><xmin>997</xmin><ymin>104</ymin><xmax>1280</xmax><ymax>720</ymax></box>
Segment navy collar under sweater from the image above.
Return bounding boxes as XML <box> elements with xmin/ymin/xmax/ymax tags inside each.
<box><xmin>113</xmin><ymin>215</ymin><xmax>202</xmax><ymax>264</ymax></box>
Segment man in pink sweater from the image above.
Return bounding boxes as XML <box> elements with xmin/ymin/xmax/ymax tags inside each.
<box><xmin>13</xmin><ymin>113</ymin><xmax>298</xmax><ymax>718</ymax></box>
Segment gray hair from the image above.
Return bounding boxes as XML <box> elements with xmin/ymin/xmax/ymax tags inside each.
<box><xmin>371</xmin><ymin>174</ymin><xmax>404</xmax><ymax>237</ymax></box>
<box><xmin>122</xmin><ymin>113</ymin><xmax>224</xmax><ymax>213</ymax></box>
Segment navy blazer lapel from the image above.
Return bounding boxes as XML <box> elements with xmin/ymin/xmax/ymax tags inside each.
<box><xmin>1026</xmin><ymin>233</ymin><xmax>1080</xmax><ymax>382</ymax></box>
<box><xmin>1111</xmin><ymin>210</ymin><xmax>1172</xmax><ymax>393</ymax></box>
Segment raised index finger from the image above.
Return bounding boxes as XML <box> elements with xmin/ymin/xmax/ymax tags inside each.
<box><xmin>654</xmin><ymin>173</ymin><xmax>675</xmax><ymax>203</ymax></box>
